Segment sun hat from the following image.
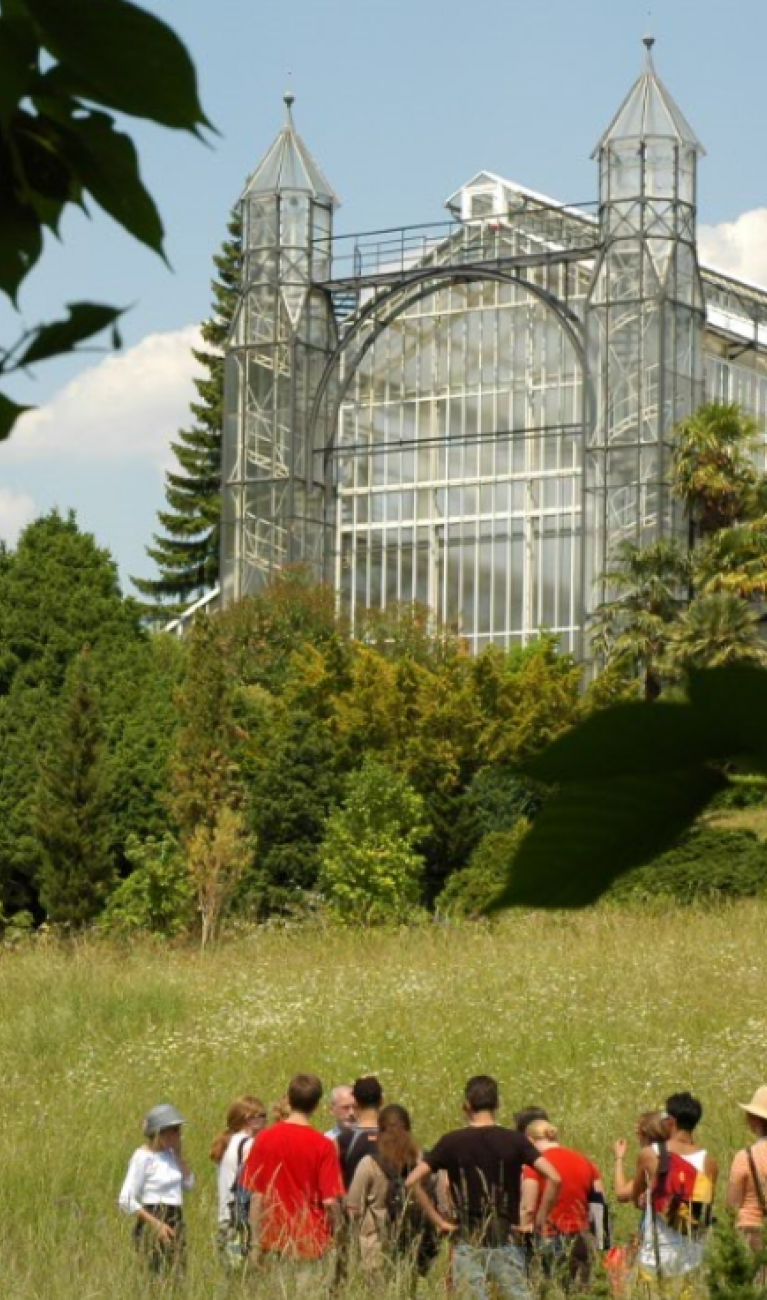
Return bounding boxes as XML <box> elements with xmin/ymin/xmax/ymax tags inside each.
<box><xmin>144</xmin><ymin>1103</ymin><xmax>186</xmax><ymax>1136</ymax></box>
<box><xmin>738</xmin><ymin>1086</ymin><xmax>767</xmax><ymax>1121</ymax></box>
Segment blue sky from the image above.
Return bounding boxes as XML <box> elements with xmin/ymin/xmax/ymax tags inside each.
<box><xmin>2</xmin><ymin>0</ymin><xmax>767</xmax><ymax>590</ymax></box>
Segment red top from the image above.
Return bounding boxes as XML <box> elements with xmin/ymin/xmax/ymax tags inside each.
<box><xmin>241</xmin><ymin>1123</ymin><xmax>344</xmax><ymax>1257</ymax></box>
<box><xmin>523</xmin><ymin>1145</ymin><xmax>600</xmax><ymax>1235</ymax></box>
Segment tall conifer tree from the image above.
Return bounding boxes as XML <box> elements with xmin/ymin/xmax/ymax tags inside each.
<box><xmin>134</xmin><ymin>214</ymin><xmax>241</xmax><ymax>608</ymax></box>
<box><xmin>37</xmin><ymin>652</ymin><xmax>115</xmax><ymax>925</ymax></box>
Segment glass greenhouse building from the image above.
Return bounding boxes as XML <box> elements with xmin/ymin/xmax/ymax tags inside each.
<box><xmin>219</xmin><ymin>44</ymin><xmax>767</xmax><ymax>655</ymax></box>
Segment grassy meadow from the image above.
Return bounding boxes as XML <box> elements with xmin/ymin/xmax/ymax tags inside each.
<box><xmin>1</xmin><ymin>904</ymin><xmax>765</xmax><ymax>1297</ymax></box>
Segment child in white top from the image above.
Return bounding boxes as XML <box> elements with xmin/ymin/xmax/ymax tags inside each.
<box><xmin>210</xmin><ymin>1095</ymin><xmax>268</xmax><ymax>1262</ymax></box>
<box><xmin>119</xmin><ymin>1103</ymin><xmax>194</xmax><ymax>1273</ymax></box>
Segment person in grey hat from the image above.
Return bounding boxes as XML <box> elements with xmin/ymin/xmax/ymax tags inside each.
<box><xmin>119</xmin><ymin>1103</ymin><xmax>195</xmax><ymax>1274</ymax></box>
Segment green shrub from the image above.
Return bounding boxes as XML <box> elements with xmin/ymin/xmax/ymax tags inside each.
<box><xmin>608</xmin><ymin>828</ymin><xmax>767</xmax><ymax>904</ymax></box>
<box><xmin>711</xmin><ymin>774</ymin><xmax>767</xmax><ymax>810</ymax></box>
<box><xmin>99</xmin><ymin>834</ymin><xmax>194</xmax><ymax>936</ymax></box>
<box><xmin>449</xmin><ymin>765</ymin><xmax>542</xmax><ymax>868</ymax></box>
<box><xmin>706</xmin><ymin>1209</ymin><xmax>767</xmax><ymax>1300</ymax></box>
<box><xmin>318</xmin><ymin>756</ymin><xmax>427</xmax><ymax>924</ymax></box>
<box><xmin>437</xmin><ymin>821</ymin><xmax>529</xmax><ymax>917</ymax></box>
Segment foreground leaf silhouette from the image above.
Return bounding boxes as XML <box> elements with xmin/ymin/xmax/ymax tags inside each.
<box><xmin>491</xmin><ymin>666</ymin><xmax>767</xmax><ymax>909</ymax></box>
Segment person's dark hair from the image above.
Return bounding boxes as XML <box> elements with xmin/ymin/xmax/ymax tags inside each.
<box><xmin>666</xmin><ymin>1092</ymin><xmax>703</xmax><ymax>1133</ymax></box>
<box><xmin>465</xmin><ymin>1075</ymin><xmax>499</xmax><ymax>1112</ymax></box>
<box><xmin>353</xmin><ymin>1075</ymin><xmax>383</xmax><ymax>1109</ymax></box>
<box><xmin>377</xmin><ymin>1104</ymin><xmax>418</xmax><ymax>1170</ymax></box>
<box><xmin>288</xmin><ymin>1074</ymin><xmax>323</xmax><ymax>1115</ymax></box>
<box><xmin>514</xmin><ymin>1106</ymin><xmax>549</xmax><ymax>1133</ymax></box>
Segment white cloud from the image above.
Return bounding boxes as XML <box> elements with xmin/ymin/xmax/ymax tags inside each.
<box><xmin>0</xmin><ymin>486</ymin><xmax>36</xmax><ymax>544</ymax></box>
<box><xmin>699</xmin><ymin>208</ymin><xmax>767</xmax><ymax>289</ymax></box>
<box><xmin>4</xmin><ymin>325</ymin><xmax>204</xmax><ymax>470</ymax></box>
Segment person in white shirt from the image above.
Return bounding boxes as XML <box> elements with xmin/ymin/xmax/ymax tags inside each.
<box><xmin>209</xmin><ymin>1094</ymin><xmax>268</xmax><ymax>1261</ymax></box>
<box><xmin>119</xmin><ymin>1103</ymin><xmax>194</xmax><ymax>1274</ymax></box>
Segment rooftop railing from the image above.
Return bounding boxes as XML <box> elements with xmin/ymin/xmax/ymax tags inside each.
<box><xmin>316</xmin><ymin>201</ymin><xmax>601</xmax><ymax>285</ymax></box>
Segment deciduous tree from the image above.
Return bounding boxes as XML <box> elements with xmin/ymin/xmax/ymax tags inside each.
<box><xmin>319</xmin><ymin>756</ymin><xmax>427</xmax><ymax>924</ymax></box>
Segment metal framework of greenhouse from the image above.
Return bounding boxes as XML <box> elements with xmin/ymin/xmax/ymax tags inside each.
<box><xmin>216</xmin><ymin>43</ymin><xmax>767</xmax><ymax>656</ymax></box>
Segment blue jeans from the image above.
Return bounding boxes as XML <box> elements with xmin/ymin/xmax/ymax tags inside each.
<box><xmin>451</xmin><ymin>1243</ymin><xmax>530</xmax><ymax>1300</ymax></box>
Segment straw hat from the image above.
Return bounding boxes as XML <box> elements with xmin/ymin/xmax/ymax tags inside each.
<box><xmin>738</xmin><ymin>1086</ymin><xmax>767</xmax><ymax>1121</ymax></box>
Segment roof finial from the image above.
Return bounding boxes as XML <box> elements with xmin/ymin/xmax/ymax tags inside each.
<box><xmin>282</xmin><ymin>76</ymin><xmax>295</xmax><ymax>124</ymax></box>
<box><xmin>643</xmin><ymin>33</ymin><xmax>655</xmax><ymax>66</ymax></box>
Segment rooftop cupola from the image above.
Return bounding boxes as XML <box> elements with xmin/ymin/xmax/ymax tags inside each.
<box><xmin>593</xmin><ymin>37</ymin><xmax>705</xmax><ymax>157</ymax></box>
<box><xmin>591</xmin><ymin>38</ymin><xmax>704</xmax><ymax>224</ymax></box>
<box><xmin>239</xmin><ymin>93</ymin><xmax>339</xmax><ymax>327</ymax></box>
<box><xmin>242</xmin><ymin>93</ymin><xmax>339</xmax><ymax>209</ymax></box>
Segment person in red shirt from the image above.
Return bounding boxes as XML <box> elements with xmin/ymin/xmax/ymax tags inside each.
<box><xmin>521</xmin><ymin>1119</ymin><xmax>603</xmax><ymax>1288</ymax></box>
<box><xmin>241</xmin><ymin>1073</ymin><xmax>344</xmax><ymax>1264</ymax></box>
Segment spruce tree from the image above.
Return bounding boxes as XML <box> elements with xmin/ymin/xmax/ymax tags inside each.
<box><xmin>36</xmin><ymin>652</ymin><xmax>116</xmax><ymax>925</ymax></box>
<box><xmin>0</xmin><ymin>511</ymin><xmax>144</xmax><ymax>916</ymax></box>
<box><xmin>134</xmin><ymin>214</ymin><xmax>241</xmax><ymax>609</ymax></box>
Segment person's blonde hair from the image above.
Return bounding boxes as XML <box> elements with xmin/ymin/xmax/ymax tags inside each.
<box><xmin>526</xmin><ymin>1120</ymin><xmax>558</xmax><ymax>1142</ymax></box>
<box><xmin>209</xmin><ymin>1094</ymin><xmax>266</xmax><ymax>1164</ymax></box>
<box><xmin>637</xmin><ymin>1110</ymin><xmax>671</xmax><ymax>1146</ymax></box>
<box><xmin>271</xmin><ymin>1095</ymin><xmax>291</xmax><ymax>1123</ymax></box>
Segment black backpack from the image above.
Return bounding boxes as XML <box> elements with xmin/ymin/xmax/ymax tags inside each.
<box><xmin>338</xmin><ymin>1126</ymin><xmax>378</xmax><ymax>1189</ymax></box>
<box><xmin>370</xmin><ymin>1152</ymin><xmax>434</xmax><ymax>1260</ymax></box>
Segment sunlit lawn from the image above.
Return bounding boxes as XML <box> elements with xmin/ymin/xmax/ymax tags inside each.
<box><xmin>0</xmin><ymin>904</ymin><xmax>763</xmax><ymax>1297</ymax></box>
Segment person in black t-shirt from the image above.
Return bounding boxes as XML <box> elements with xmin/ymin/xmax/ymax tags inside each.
<box><xmin>406</xmin><ymin>1076</ymin><xmax>561</xmax><ymax>1300</ymax></box>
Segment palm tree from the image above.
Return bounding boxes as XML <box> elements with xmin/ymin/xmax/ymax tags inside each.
<box><xmin>672</xmin><ymin>402</ymin><xmax>761</xmax><ymax>540</ymax></box>
<box><xmin>693</xmin><ymin>518</ymin><xmax>767</xmax><ymax>600</ymax></box>
<box><xmin>665</xmin><ymin>592</ymin><xmax>767</xmax><ymax>672</ymax></box>
<box><xmin>590</xmin><ymin>539</ymin><xmax>691</xmax><ymax>700</ymax></box>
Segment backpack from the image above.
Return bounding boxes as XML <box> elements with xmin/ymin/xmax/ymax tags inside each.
<box><xmin>652</xmin><ymin>1142</ymin><xmax>711</xmax><ymax>1236</ymax></box>
<box><xmin>220</xmin><ymin>1137</ymin><xmax>252</xmax><ymax>1268</ymax></box>
<box><xmin>370</xmin><ymin>1152</ymin><xmax>435</xmax><ymax>1262</ymax></box>
<box><xmin>587</xmin><ymin>1185</ymin><xmax>611</xmax><ymax>1251</ymax></box>
<box><xmin>339</xmin><ymin>1126</ymin><xmax>378</xmax><ymax>1189</ymax></box>
<box><xmin>230</xmin><ymin>1136</ymin><xmax>252</xmax><ymax>1230</ymax></box>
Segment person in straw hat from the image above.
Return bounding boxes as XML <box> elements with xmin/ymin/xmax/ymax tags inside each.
<box><xmin>726</xmin><ymin>1085</ymin><xmax>767</xmax><ymax>1255</ymax></box>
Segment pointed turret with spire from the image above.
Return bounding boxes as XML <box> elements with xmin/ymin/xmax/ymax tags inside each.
<box><xmin>220</xmin><ymin>96</ymin><xmax>340</xmax><ymax>602</ymax></box>
<box><xmin>242</xmin><ymin>92</ymin><xmax>339</xmax><ymax>211</ymax></box>
<box><xmin>593</xmin><ymin>37</ymin><xmax>704</xmax><ymax>157</ymax></box>
<box><xmin>584</xmin><ymin>38</ymin><xmax>706</xmax><ymax>615</ymax></box>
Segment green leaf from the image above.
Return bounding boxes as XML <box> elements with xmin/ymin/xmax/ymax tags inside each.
<box><xmin>0</xmin><ymin>390</ymin><xmax>33</xmax><ymax>440</ymax></box>
<box><xmin>12</xmin><ymin>112</ymin><xmax>78</xmax><ymax>226</ymax></box>
<box><xmin>0</xmin><ymin>186</ymin><xmax>43</xmax><ymax>302</ymax></box>
<box><xmin>25</xmin><ymin>0</ymin><xmax>211</xmax><ymax>132</ymax></box>
<box><xmin>53</xmin><ymin>111</ymin><xmax>165</xmax><ymax>256</ymax></box>
<box><xmin>18</xmin><ymin>301</ymin><xmax>125</xmax><ymax>366</ymax></box>
<box><xmin>0</xmin><ymin>17</ymin><xmax>38</xmax><ymax>124</ymax></box>
<box><xmin>490</xmin><ymin>765</ymin><xmax>726</xmax><ymax>910</ymax></box>
<box><xmin>526</xmin><ymin>700</ymin><xmax>727</xmax><ymax>783</ymax></box>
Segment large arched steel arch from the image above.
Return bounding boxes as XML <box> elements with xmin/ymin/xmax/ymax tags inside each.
<box><xmin>307</xmin><ymin>255</ymin><xmax>595</xmax><ymax>653</ymax></box>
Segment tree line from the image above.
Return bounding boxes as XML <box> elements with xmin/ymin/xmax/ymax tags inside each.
<box><xmin>6</xmin><ymin>395</ymin><xmax>767</xmax><ymax>942</ymax></box>
<box><xmin>0</xmin><ymin>516</ymin><xmax>590</xmax><ymax>936</ymax></box>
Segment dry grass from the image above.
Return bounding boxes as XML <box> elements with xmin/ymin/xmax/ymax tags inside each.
<box><xmin>705</xmin><ymin>807</ymin><xmax>767</xmax><ymax>838</ymax></box>
<box><xmin>0</xmin><ymin>904</ymin><xmax>763</xmax><ymax>1297</ymax></box>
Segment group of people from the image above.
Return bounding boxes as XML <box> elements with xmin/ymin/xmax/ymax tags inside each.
<box><xmin>118</xmin><ymin>1073</ymin><xmax>767</xmax><ymax>1296</ymax></box>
